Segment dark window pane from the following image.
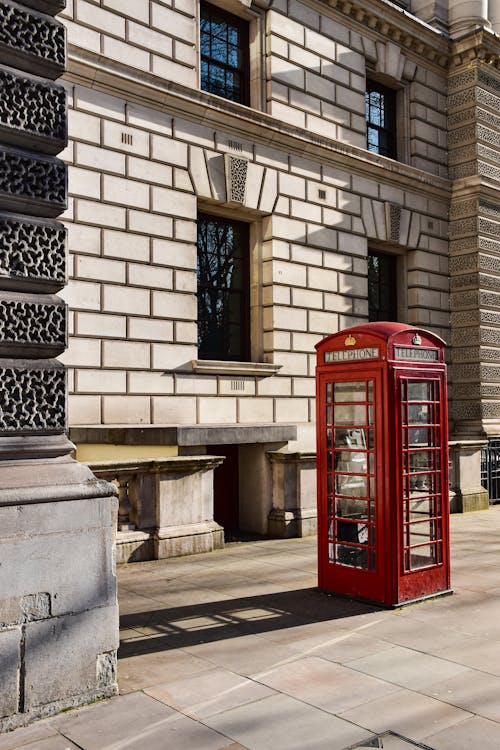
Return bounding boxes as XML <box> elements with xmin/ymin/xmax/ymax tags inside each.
<box><xmin>200</xmin><ymin>2</ymin><xmax>249</xmax><ymax>105</ymax></box>
<box><xmin>197</xmin><ymin>214</ymin><xmax>250</xmax><ymax>361</ymax></box>
<box><xmin>368</xmin><ymin>251</ymin><xmax>398</xmax><ymax>322</ymax></box>
<box><xmin>365</xmin><ymin>79</ymin><xmax>397</xmax><ymax>159</ymax></box>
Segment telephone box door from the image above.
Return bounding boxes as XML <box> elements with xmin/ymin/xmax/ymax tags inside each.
<box><xmin>317</xmin><ymin>366</ymin><xmax>388</xmax><ymax>603</ymax></box>
<box><xmin>395</xmin><ymin>371</ymin><xmax>450</xmax><ymax>601</ymax></box>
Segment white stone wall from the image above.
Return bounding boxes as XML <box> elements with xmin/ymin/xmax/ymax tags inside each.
<box><xmin>59</xmin><ymin>0</ymin><xmax>451</xmax><ymax>451</ymax></box>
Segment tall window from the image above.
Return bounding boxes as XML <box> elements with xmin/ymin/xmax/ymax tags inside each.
<box><xmin>197</xmin><ymin>214</ymin><xmax>250</xmax><ymax>361</ymax></box>
<box><xmin>368</xmin><ymin>251</ymin><xmax>398</xmax><ymax>322</ymax></box>
<box><xmin>366</xmin><ymin>79</ymin><xmax>397</xmax><ymax>159</ymax></box>
<box><xmin>200</xmin><ymin>2</ymin><xmax>249</xmax><ymax>105</ymax></box>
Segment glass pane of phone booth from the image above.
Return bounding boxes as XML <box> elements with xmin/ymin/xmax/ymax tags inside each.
<box><xmin>401</xmin><ymin>379</ymin><xmax>443</xmax><ymax>571</ymax></box>
<box><xmin>325</xmin><ymin>380</ymin><xmax>376</xmax><ymax>570</ymax></box>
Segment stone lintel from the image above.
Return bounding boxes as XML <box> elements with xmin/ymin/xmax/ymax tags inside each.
<box><xmin>71</xmin><ymin>423</ymin><xmax>298</xmax><ymax>446</ymax></box>
<box><xmin>191</xmin><ymin>359</ymin><xmax>282</xmax><ymax>376</ymax></box>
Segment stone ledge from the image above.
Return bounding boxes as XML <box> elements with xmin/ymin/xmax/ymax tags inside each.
<box><xmin>191</xmin><ymin>359</ymin><xmax>282</xmax><ymax>377</ymax></box>
<box><xmin>71</xmin><ymin>423</ymin><xmax>298</xmax><ymax>446</ymax></box>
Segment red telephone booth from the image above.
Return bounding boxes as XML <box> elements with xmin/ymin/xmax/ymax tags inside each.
<box><xmin>315</xmin><ymin>322</ymin><xmax>451</xmax><ymax>607</ymax></box>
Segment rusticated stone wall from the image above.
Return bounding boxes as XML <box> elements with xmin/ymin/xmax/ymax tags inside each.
<box><xmin>448</xmin><ymin>58</ymin><xmax>500</xmax><ymax>437</ymax></box>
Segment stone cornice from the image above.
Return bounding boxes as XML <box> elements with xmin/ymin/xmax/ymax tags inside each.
<box><xmin>450</xmin><ymin>28</ymin><xmax>500</xmax><ymax>71</ymax></box>
<box><xmin>66</xmin><ymin>47</ymin><xmax>451</xmax><ymax>200</ymax></box>
<box><xmin>315</xmin><ymin>0</ymin><xmax>450</xmax><ymax>68</ymax></box>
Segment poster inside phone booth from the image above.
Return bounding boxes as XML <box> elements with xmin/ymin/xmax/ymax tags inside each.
<box><xmin>315</xmin><ymin>322</ymin><xmax>451</xmax><ymax>607</ymax></box>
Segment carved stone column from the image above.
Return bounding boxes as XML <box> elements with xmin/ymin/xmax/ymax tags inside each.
<box><xmin>448</xmin><ymin>0</ymin><xmax>490</xmax><ymax>36</ymax></box>
<box><xmin>0</xmin><ymin>0</ymin><xmax>118</xmax><ymax>730</ymax></box>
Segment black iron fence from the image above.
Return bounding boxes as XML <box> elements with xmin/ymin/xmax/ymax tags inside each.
<box><xmin>481</xmin><ymin>439</ymin><xmax>500</xmax><ymax>503</ymax></box>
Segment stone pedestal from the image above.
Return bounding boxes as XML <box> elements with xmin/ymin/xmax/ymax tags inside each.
<box><xmin>267</xmin><ymin>451</ymin><xmax>317</xmax><ymax>538</ymax></box>
<box><xmin>0</xmin><ymin>457</ymin><xmax>118</xmax><ymax>731</ymax></box>
<box><xmin>449</xmin><ymin>439</ymin><xmax>490</xmax><ymax>512</ymax></box>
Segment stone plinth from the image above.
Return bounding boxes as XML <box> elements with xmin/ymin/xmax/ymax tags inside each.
<box><xmin>267</xmin><ymin>451</ymin><xmax>317</xmax><ymax>538</ymax></box>
<box><xmin>0</xmin><ymin>457</ymin><xmax>118</xmax><ymax>731</ymax></box>
<box><xmin>449</xmin><ymin>439</ymin><xmax>490</xmax><ymax>512</ymax></box>
<box><xmin>89</xmin><ymin>456</ymin><xmax>225</xmax><ymax>562</ymax></box>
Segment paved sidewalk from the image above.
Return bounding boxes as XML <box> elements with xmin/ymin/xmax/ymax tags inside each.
<box><xmin>2</xmin><ymin>507</ymin><xmax>500</xmax><ymax>750</ymax></box>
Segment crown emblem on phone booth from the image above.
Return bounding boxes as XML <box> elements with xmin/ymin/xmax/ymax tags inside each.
<box><xmin>412</xmin><ymin>334</ymin><xmax>422</xmax><ymax>345</ymax></box>
<box><xmin>345</xmin><ymin>334</ymin><xmax>356</xmax><ymax>346</ymax></box>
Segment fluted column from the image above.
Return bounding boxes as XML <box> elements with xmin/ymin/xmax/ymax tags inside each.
<box><xmin>489</xmin><ymin>0</ymin><xmax>500</xmax><ymax>32</ymax></box>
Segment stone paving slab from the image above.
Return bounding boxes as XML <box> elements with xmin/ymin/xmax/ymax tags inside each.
<box><xmin>2</xmin><ymin>508</ymin><xmax>500</xmax><ymax>749</ymax></box>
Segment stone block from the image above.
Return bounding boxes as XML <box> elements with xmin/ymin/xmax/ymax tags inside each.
<box><xmin>128</xmin><ymin>21</ymin><xmax>173</xmax><ymax>58</ymax></box>
<box><xmin>102</xmin><ymin>285</ymin><xmax>150</xmax><ymax>316</ymax></box>
<box><xmin>151</xmin><ymin>342</ymin><xmax>196</xmax><ymax>373</ymax></box>
<box><xmin>102</xmin><ymin>121</ymin><xmax>149</xmax><ymax>157</ymax></box>
<box><xmin>128</xmin><ymin>317</ymin><xmax>174</xmax><ymax>342</ymax></box>
<box><xmin>23</xmin><ymin>605</ymin><xmax>118</xmax><ymax>711</ymax></box>
<box><xmin>75</xmin><ymin>312</ymin><xmax>127</xmax><ymax>339</ymax></box>
<box><xmin>128</xmin><ymin>371</ymin><xmax>174</xmax><ymax>394</ymax></box>
<box><xmin>238</xmin><ymin>398</ymin><xmax>273</xmax><ymax>423</ymax></box>
<box><xmin>0</xmin><ymin>628</ymin><xmax>20</xmax><ymax>719</ymax></box>
<box><xmin>152</xmin><ymin>291</ymin><xmax>196</xmax><ymax>320</ymax></box>
<box><xmin>103</xmin><ymin>229</ymin><xmax>150</xmax><ymax>262</ymax></box>
<box><xmin>64</xmin><ymin>17</ymin><xmax>100</xmax><ymax>54</ymax></box>
<box><xmin>151</xmin><ymin>3</ymin><xmax>196</xmax><ymax>44</ymax></box>
<box><xmin>127</xmin><ymin>156</ymin><xmax>171</xmax><ymax>185</ymax></box>
<box><xmin>151</xmin><ymin>136</ymin><xmax>188</xmax><ymax>167</ymax></box>
<box><xmin>198</xmin><ymin>397</ymin><xmax>237</xmax><ymax>424</ymax></box>
<box><xmin>76</xmin><ymin>369</ymin><xmax>126</xmax><ymax>394</ymax></box>
<box><xmin>102</xmin><ymin>175</ymin><xmax>150</xmax><ymax>209</ymax></box>
<box><xmin>102</xmin><ymin>36</ymin><xmax>150</xmax><ymax>72</ymax></box>
<box><xmin>152</xmin><ymin>395</ymin><xmax>197</xmax><ymax>423</ymax></box>
<box><xmin>62</xmin><ymin>281</ymin><xmax>100</xmax><ymax>318</ymax></box>
<box><xmin>102</xmin><ymin>340</ymin><xmax>150</xmax><ymax>369</ymax></box>
<box><xmin>103</xmin><ymin>395</ymin><xmax>150</xmax><ymax>424</ymax></box>
<box><xmin>68</xmin><ymin>110</ymin><xmax>100</xmax><ymax>144</ymax></box>
<box><xmin>76</xmin><ymin>0</ymin><xmax>124</xmax><ymax>36</ymax></box>
<box><xmin>75</xmin><ymin>255</ymin><xmax>125</xmax><ymax>284</ymax></box>
<box><xmin>68</xmin><ymin>395</ymin><xmax>101</xmax><ymax>424</ymax></box>
<box><xmin>76</xmin><ymin>199</ymin><xmax>126</xmax><ymax>229</ymax></box>
<box><xmin>128</xmin><ymin>263</ymin><xmax>173</xmax><ymax>290</ymax></box>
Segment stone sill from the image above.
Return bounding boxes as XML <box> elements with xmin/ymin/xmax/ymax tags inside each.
<box><xmin>191</xmin><ymin>359</ymin><xmax>282</xmax><ymax>377</ymax></box>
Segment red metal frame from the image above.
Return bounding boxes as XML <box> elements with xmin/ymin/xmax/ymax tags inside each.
<box><xmin>316</xmin><ymin>322</ymin><xmax>451</xmax><ymax>607</ymax></box>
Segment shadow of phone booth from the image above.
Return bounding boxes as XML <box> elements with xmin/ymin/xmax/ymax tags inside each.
<box><xmin>315</xmin><ymin>322</ymin><xmax>452</xmax><ymax>607</ymax></box>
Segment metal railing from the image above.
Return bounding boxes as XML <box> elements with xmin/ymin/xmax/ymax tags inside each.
<box><xmin>481</xmin><ymin>439</ymin><xmax>500</xmax><ymax>503</ymax></box>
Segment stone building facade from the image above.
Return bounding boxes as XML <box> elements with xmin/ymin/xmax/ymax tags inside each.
<box><xmin>55</xmin><ymin>0</ymin><xmax>500</xmax><ymax>557</ymax></box>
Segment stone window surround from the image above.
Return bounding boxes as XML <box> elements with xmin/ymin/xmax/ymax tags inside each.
<box><xmin>369</xmin><ymin>240</ymin><xmax>409</xmax><ymax>324</ymax></box>
<box><xmin>365</xmin><ymin>67</ymin><xmax>410</xmax><ymax>165</ymax></box>
<box><xmin>196</xmin><ymin>0</ymin><xmax>266</xmax><ymax>111</ymax></box>
<box><xmin>197</xmin><ymin>199</ymin><xmax>267</xmax><ymax>368</ymax></box>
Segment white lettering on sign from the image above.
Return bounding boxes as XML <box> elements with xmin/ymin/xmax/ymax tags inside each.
<box><xmin>394</xmin><ymin>346</ymin><xmax>439</xmax><ymax>361</ymax></box>
<box><xmin>324</xmin><ymin>347</ymin><xmax>379</xmax><ymax>363</ymax></box>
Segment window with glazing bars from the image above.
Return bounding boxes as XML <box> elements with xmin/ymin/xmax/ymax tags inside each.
<box><xmin>197</xmin><ymin>213</ymin><xmax>250</xmax><ymax>361</ymax></box>
<box><xmin>200</xmin><ymin>2</ymin><xmax>249</xmax><ymax>105</ymax></box>
<box><xmin>366</xmin><ymin>79</ymin><xmax>397</xmax><ymax>159</ymax></box>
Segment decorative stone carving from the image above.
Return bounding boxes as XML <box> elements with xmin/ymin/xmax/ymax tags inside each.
<box><xmin>480</xmin><ymin>201</ymin><xmax>500</xmax><ymax>219</ymax></box>
<box><xmin>0</xmin><ymin>214</ymin><xmax>66</xmax><ymax>292</ymax></box>
<box><xmin>449</xmin><ymin>161</ymin><xmax>476</xmax><ymax>180</ymax></box>
<box><xmin>0</xmin><ymin>146</ymin><xmax>66</xmax><ymax>217</ymax></box>
<box><xmin>450</xmin><ymin>273</ymin><xmax>479</xmax><ymax>290</ymax></box>
<box><xmin>448</xmin><ymin>125</ymin><xmax>476</xmax><ymax>146</ymax></box>
<box><xmin>448</xmin><ymin>88</ymin><xmax>477</xmax><ymax>110</ymax></box>
<box><xmin>477</xmin><ymin>89</ymin><xmax>500</xmax><ymax>115</ymax></box>
<box><xmin>451</xmin><ymin>327</ymin><xmax>480</xmax><ymax>346</ymax></box>
<box><xmin>225</xmin><ymin>154</ymin><xmax>248</xmax><ymax>204</ymax></box>
<box><xmin>452</xmin><ymin>401</ymin><xmax>482</xmax><ymax>420</ymax></box>
<box><xmin>0</xmin><ymin>68</ymin><xmax>66</xmax><ymax>153</ymax></box>
<box><xmin>0</xmin><ymin>1</ymin><xmax>65</xmax><ymax>78</ymax></box>
<box><xmin>450</xmin><ymin>289</ymin><xmax>479</xmax><ymax>309</ymax></box>
<box><xmin>478</xmin><ymin>161</ymin><xmax>500</xmax><ymax>181</ymax></box>
<box><xmin>0</xmin><ymin>360</ymin><xmax>65</xmax><ymax>434</ymax></box>
<box><xmin>450</xmin><ymin>199</ymin><xmax>478</xmax><ymax>219</ymax></box>
<box><xmin>480</xmin><ymin>290</ymin><xmax>500</xmax><ymax>308</ymax></box>
<box><xmin>478</xmin><ymin>217</ymin><xmax>500</xmax><ymax>237</ymax></box>
<box><xmin>451</xmin><ymin>309</ymin><xmax>481</xmax><ymax>326</ymax></box>
<box><xmin>449</xmin><ymin>217</ymin><xmax>478</xmax><ymax>238</ymax></box>
<box><xmin>448</xmin><ymin>69</ymin><xmax>477</xmax><ymax>91</ymax></box>
<box><xmin>449</xmin><ymin>254</ymin><xmax>478</xmax><ymax>273</ymax></box>
<box><xmin>385</xmin><ymin>202</ymin><xmax>401</xmax><ymax>243</ymax></box>
<box><xmin>0</xmin><ymin>293</ymin><xmax>66</xmax><ymax>355</ymax></box>
<box><xmin>478</xmin><ymin>68</ymin><xmax>500</xmax><ymax>94</ymax></box>
<box><xmin>477</xmin><ymin>124</ymin><xmax>500</xmax><ymax>147</ymax></box>
<box><xmin>452</xmin><ymin>362</ymin><xmax>481</xmax><ymax>380</ymax></box>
